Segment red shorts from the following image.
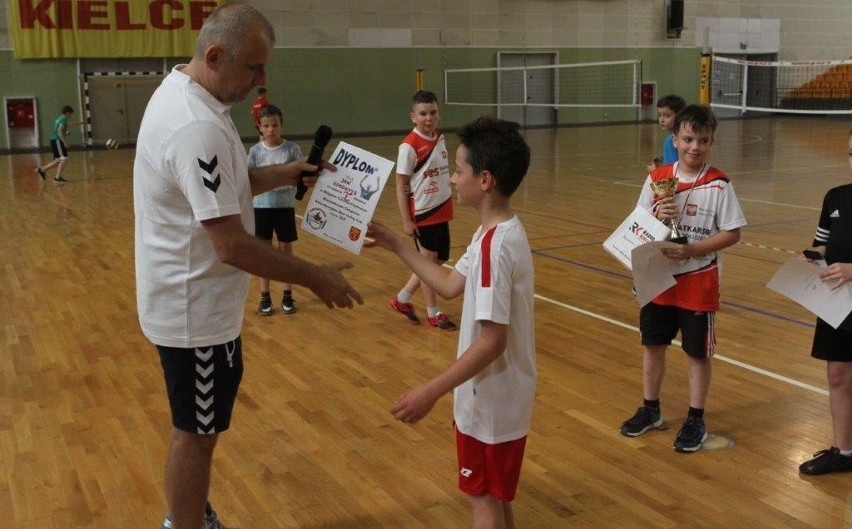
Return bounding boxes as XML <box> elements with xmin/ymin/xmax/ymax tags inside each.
<box><xmin>455</xmin><ymin>426</ymin><xmax>527</xmax><ymax>502</ymax></box>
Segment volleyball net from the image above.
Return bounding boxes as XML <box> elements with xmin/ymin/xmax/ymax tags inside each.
<box><xmin>711</xmin><ymin>56</ymin><xmax>852</xmax><ymax>114</ymax></box>
<box><xmin>444</xmin><ymin>59</ymin><xmax>642</xmax><ymax>109</ymax></box>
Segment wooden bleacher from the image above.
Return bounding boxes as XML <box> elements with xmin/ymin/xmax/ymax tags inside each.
<box><xmin>781</xmin><ymin>63</ymin><xmax>852</xmax><ymax>110</ymax></box>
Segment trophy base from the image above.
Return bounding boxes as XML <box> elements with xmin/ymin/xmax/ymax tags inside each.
<box><xmin>669</xmin><ymin>235</ymin><xmax>688</xmax><ymax>245</ymax></box>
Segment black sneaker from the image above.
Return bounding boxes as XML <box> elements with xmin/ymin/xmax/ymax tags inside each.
<box><xmin>257</xmin><ymin>295</ymin><xmax>273</xmax><ymax>316</ymax></box>
<box><xmin>282</xmin><ymin>296</ymin><xmax>296</xmax><ymax>314</ymax></box>
<box><xmin>799</xmin><ymin>447</ymin><xmax>852</xmax><ymax>475</ymax></box>
<box><xmin>673</xmin><ymin>416</ymin><xmax>708</xmax><ymax>452</ymax></box>
<box><xmin>620</xmin><ymin>406</ymin><xmax>663</xmax><ymax>437</ymax></box>
<box><xmin>53</xmin><ymin>176</ymin><xmax>69</xmax><ymax>185</ymax></box>
<box><xmin>36</xmin><ymin>167</ymin><xmax>46</xmax><ymax>180</ymax></box>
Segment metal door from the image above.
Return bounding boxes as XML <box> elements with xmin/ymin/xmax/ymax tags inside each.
<box><xmin>497</xmin><ymin>52</ymin><xmax>557</xmax><ymax>127</ymax></box>
<box><xmin>87</xmin><ymin>76</ymin><xmax>160</xmax><ymax>143</ymax></box>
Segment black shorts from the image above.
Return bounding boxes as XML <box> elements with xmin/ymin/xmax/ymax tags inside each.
<box><xmin>811</xmin><ymin>318</ymin><xmax>852</xmax><ymax>362</ymax></box>
<box><xmin>157</xmin><ymin>337</ymin><xmax>244</xmax><ymax>434</ymax></box>
<box><xmin>50</xmin><ymin>139</ymin><xmax>68</xmax><ymax>160</ymax></box>
<box><xmin>255</xmin><ymin>207</ymin><xmax>297</xmax><ymax>243</ymax></box>
<box><xmin>640</xmin><ymin>302</ymin><xmax>716</xmax><ymax>358</ymax></box>
<box><xmin>416</xmin><ymin>222</ymin><xmax>451</xmax><ymax>261</ymax></box>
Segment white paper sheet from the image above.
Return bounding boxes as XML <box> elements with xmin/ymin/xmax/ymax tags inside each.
<box><xmin>767</xmin><ymin>257</ymin><xmax>852</xmax><ymax>329</ymax></box>
<box><xmin>603</xmin><ymin>205</ymin><xmax>672</xmax><ymax>270</ymax></box>
<box><xmin>630</xmin><ymin>241</ymin><xmax>679</xmax><ymax>307</ymax></box>
<box><xmin>301</xmin><ymin>141</ymin><xmax>394</xmax><ymax>254</ymax></box>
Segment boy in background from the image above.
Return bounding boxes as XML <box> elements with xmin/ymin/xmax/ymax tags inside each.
<box><xmin>646</xmin><ymin>94</ymin><xmax>687</xmax><ymax>173</ymax></box>
<box><xmin>622</xmin><ymin>104</ymin><xmax>746</xmax><ymax>452</ymax></box>
<box><xmin>251</xmin><ymin>86</ymin><xmax>269</xmax><ymax>136</ymax></box>
<box><xmin>36</xmin><ymin>105</ymin><xmax>83</xmax><ymax>185</ymax></box>
<box><xmin>798</xmin><ymin>127</ymin><xmax>852</xmax><ymax>476</ymax></box>
<box><xmin>368</xmin><ymin>116</ymin><xmax>536</xmax><ymax>528</ymax></box>
<box><xmin>389</xmin><ymin>90</ymin><xmax>456</xmax><ymax>330</ymax></box>
<box><xmin>248</xmin><ymin>105</ymin><xmax>302</xmax><ymax>315</ymax></box>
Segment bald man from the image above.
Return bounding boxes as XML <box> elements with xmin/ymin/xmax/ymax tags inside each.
<box><xmin>134</xmin><ymin>5</ymin><xmax>362</xmax><ymax>528</ymax></box>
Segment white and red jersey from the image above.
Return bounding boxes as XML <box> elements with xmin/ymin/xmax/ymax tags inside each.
<box><xmin>396</xmin><ymin>128</ymin><xmax>453</xmax><ymax>226</ymax></box>
<box><xmin>637</xmin><ymin>162</ymin><xmax>747</xmax><ymax>311</ymax></box>
<box><xmin>453</xmin><ymin>216</ymin><xmax>536</xmax><ymax>444</ymax></box>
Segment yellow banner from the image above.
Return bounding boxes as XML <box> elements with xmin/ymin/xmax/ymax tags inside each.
<box><xmin>10</xmin><ymin>0</ymin><xmax>223</xmax><ymax>59</ymax></box>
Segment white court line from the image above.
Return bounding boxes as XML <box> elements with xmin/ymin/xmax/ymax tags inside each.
<box><xmin>364</xmin><ymin>231</ymin><xmax>828</xmax><ymax>397</ymax></box>
<box><xmin>738</xmin><ymin>197</ymin><xmax>820</xmax><ymax>210</ymax></box>
<box><xmin>534</xmin><ymin>293</ymin><xmax>829</xmax><ymax>397</ymax></box>
<box><xmin>610</xmin><ymin>185</ymin><xmax>821</xmax><ymax>211</ymax></box>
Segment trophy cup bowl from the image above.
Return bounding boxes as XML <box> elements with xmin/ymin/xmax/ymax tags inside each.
<box><xmin>650</xmin><ymin>178</ymin><xmax>688</xmax><ymax>244</ymax></box>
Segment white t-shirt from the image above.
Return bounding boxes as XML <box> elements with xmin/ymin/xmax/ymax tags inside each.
<box><xmin>453</xmin><ymin>216</ymin><xmax>537</xmax><ymax>444</ymax></box>
<box><xmin>249</xmin><ymin>140</ymin><xmax>302</xmax><ymax>208</ymax></box>
<box><xmin>134</xmin><ymin>66</ymin><xmax>253</xmax><ymax>348</ymax></box>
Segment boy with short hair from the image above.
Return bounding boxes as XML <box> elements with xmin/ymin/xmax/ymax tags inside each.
<box><xmin>251</xmin><ymin>86</ymin><xmax>269</xmax><ymax>135</ymax></box>
<box><xmin>798</xmin><ymin>126</ymin><xmax>852</xmax><ymax>475</ymax></box>
<box><xmin>368</xmin><ymin>116</ymin><xmax>536</xmax><ymax>528</ymax></box>
<box><xmin>622</xmin><ymin>104</ymin><xmax>747</xmax><ymax>453</ymax></box>
<box><xmin>647</xmin><ymin>94</ymin><xmax>687</xmax><ymax>173</ymax></box>
<box><xmin>36</xmin><ymin>105</ymin><xmax>83</xmax><ymax>185</ymax></box>
<box><xmin>248</xmin><ymin>104</ymin><xmax>302</xmax><ymax>315</ymax></box>
<box><xmin>389</xmin><ymin>90</ymin><xmax>457</xmax><ymax>330</ymax></box>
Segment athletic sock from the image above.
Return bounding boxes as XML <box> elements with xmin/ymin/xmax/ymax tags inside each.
<box><xmin>643</xmin><ymin>399</ymin><xmax>660</xmax><ymax>410</ymax></box>
<box><xmin>839</xmin><ymin>448</ymin><xmax>852</xmax><ymax>457</ymax></box>
<box><xmin>688</xmin><ymin>406</ymin><xmax>704</xmax><ymax>419</ymax></box>
<box><xmin>427</xmin><ymin>306</ymin><xmax>439</xmax><ymax>318</ymax></box>
<box><xmin>397</xmin><ymin>290</ymin><xmax>412</xmax><ymax>303</ymax></box>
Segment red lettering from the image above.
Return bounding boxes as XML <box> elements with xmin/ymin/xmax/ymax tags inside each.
<box><xmin>17</xmin><ymin>0</ymin><xmax>55</xmax><ymax>29</ymax></box>
<box><xmin>78</xmin><ymin>1</ymin><xmax>109</xmax><ymax>30</ymax></box>
<box><xmin>17</xmin><ymin>0</ymin><xmax>217</xmax><ymax>31</ymax></box>
<box><xmin>190</xmin><ymin>1</ymin><xmax>217</xmax><ymax>30</ymax></box>
<box><xmin>150</xmin><ymin>0</ymin><xmax>183</xmax><ymax>30</ymax></box>
<box><xmin>57</xmin><ymin>0</ymin><xmax>73</xmax><ymax>29</ymax></box>
<box><xmin>115</xmin><ymin>2</ymin><xmax>145</xmax><ymax>30</ymax></box>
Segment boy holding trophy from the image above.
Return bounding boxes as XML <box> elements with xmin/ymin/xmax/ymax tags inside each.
<box><xmin>620</xmin><ymin>104</ymin><xmax>747</xmax><ymax>452</ymax></box>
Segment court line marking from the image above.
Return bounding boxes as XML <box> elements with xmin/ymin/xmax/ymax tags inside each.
<box><xmin>738</xmin><ymin>197</ymin><xmax>820</xmax><ymax>210</ymax></box>
<box><xmin>340</xmin><ymin>222</ymin><xmax>827</xmax><ymax>397</ymax></box>
<box><xmin>533</xmin><ymin>292</ymin><xmax>828</xmax><ymax>397</ymax></box>
<box><xmin>610</xmin><ymin>183</ymin><xmax>822</xmax><ymax>212</ymax></box>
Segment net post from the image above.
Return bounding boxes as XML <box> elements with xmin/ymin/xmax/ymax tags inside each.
<box><xmin>700</xmin><ymin>53</ymin><xmax>712</xmax><ymax>105</ymax></box>
<box><xmin>416</xmin><ymin>53</ymin><xmax>424</xmax><ymax>91</ymax></box>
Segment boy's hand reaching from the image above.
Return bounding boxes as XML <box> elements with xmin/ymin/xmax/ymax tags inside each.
<box><xmin>365</xmin><ymin>221</ymin><xmax>404</xmax><ymax>252</ymax></box>
<box><xmin>391</xmin><ymin>384</ymin><xmax>438</xmax><ymax>424</ymax></box>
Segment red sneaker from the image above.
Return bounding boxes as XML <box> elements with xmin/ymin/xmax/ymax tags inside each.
<box><xmin>428</xmin><ymin>312</ymin><xmax>457</xmax><ymax>331</ymax></box>
<box><xmin>389</xmin><ymin>296</ymin><xmax>420</xmax><ymax>324</ymax></box>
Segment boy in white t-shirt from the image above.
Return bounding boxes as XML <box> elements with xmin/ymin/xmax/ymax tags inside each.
<box><xmin>368</xmin><ymin>116</ymin><xmax>536</xmax><ymax>529</ymax></box>
<box><xmin>248</xmin><ymin>104</ymin><xmax>303</xmax><ymax>315</ymax></box>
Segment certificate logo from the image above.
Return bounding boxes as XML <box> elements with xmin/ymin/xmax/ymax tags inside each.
<box><xmin>348</xmin><ymin>226</ymin><xmax>362</xmax><ymax>241</ymax></box>
<box><xmin>306</xmin><ymin>208</ymin><xmax>327</xmax><ymax>230</ymax></box>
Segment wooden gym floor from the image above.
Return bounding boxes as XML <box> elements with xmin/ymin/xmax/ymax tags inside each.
<box><xmin>1</xmin><ymin>115</ymin><xmax>851</xmax><ymax>527</ymax></box>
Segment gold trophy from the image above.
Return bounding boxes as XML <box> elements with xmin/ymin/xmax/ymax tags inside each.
<box><xmin>650</xmin><ymin>178</ymin><xmax>688</xmax><ymax>244</ymax></box>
